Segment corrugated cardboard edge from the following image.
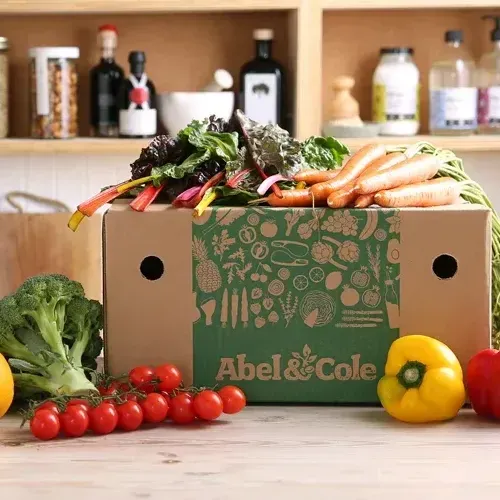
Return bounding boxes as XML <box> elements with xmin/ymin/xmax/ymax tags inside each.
<box><xmin>399</xmin><ymin>204</ymin><xmax>492</xmax><ymax>372</ymax></box>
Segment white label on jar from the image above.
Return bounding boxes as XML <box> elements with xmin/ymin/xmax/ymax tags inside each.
<box><xmin>243</xmin><ymin>73</ymin><xmax>278</xmax><ymax>125</ymax></box>
<box><xmin>443</xmin><ymin>88</ymin><xmax>477</xmax><ymax>121</ymax></box>
<box><xmin>119</xmin><ymin>109</ymin><xmax>157</xmax><ymax>136</ymax></box>
<box><xmin>35</xmin><ymin>53</ymin><xmax>50</xmax><ymax>116</ymax></box>
<box><xmin>489</xmin><ymin>86</ymin><xmax>500</xmax><ymax>121</ymax></box>
<box><xmin>384</xmin><ymin>84</ymin><xmax>417</xmax><ymax>120</ymax></box>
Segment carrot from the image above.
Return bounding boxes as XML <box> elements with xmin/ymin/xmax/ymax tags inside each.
<box><xmin>327</xmin><ymin>181</ymin><xmax>358</xmax><ymax>209</ymax></box>
<box><xmin>357</xmin><ymin>153</ymin><xmax>441</xmax><ymax>195</ymax></box>
<box><xmin>354</xmin><ymin>194</ymin><xmax>374</xmax><ymax>208</ymax></box>
<box><xmin>355</xmin><ymin>152</ymin><xmax>406</xmax><ymax>185</ymax></box>
<box><xmin>294</xmin><ymin>169</ymin><xmax>341</xmax><ymax>185</ymax></box>
<box><xmin>310</xmin><ymin>144</ymin><xmax>386</xmax><ymax>202</ymax></box>
<box><xmin>374</xmin><ymin>177</ymin><xmax>461</xmax><ymax>208</ymax></box>
<box><xmin>267</xmin><ymin>189</ymin><xmax>320</xmax><ymax>207</ymax></box>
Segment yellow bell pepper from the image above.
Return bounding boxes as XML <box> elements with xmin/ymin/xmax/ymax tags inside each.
<box><xmin>377</xmin><ymin>335</ymin><xmax>465</xmax><ymax>423</ymax></box>
<box><xmin>0</xmin><ymin>353</ymin><xmax>14</xmax><ymax>418</ymax></box>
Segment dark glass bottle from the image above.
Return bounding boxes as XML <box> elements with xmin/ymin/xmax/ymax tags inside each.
<box><xmin>89</xmin><ymin>25</ymin><xmax>124</xmax><ymax>137</ymax></box>
<box><xmin>117</xmin><ymin>51</ymin><xmax>157</xmax><ymax>138</ymax></box>
<box><xmin>239</xmin><ymin>29</ymin><xmax>286</xmax><ymax>128</ymax></box>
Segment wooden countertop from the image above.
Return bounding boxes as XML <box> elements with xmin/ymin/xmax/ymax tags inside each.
<box><xmin>0</xmin><ymin>406</ymin><xmax>498</xmax><ymax>498</ymax></box>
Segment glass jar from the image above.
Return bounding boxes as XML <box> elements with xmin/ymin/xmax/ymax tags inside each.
<box><xmin>372</xmin><ymin>47</ymin><xmax>420</xmax><ymax>136</ymax></box>
<box><xmin>0</xmin><ymin>37</ymin><xmax>8</xmax><ymax>138</ymax></box>
<box><xmin>29</xmin><ymin>47</ymin><xmax>79</xmax><ymax>139</ymax></box>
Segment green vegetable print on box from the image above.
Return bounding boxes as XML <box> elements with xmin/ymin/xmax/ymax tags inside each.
<box><xmin>192</xmin><ymin>207</ymin><xmax>400</xmax><ymax>403</ymax></box>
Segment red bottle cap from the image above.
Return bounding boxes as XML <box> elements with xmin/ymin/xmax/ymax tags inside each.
<box><xmin>99</xmin><ymin>24</ymin><xmax>118</xmax><ymax>34</ymax></box>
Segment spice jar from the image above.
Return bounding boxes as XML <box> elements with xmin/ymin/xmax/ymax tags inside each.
<box><xmin>0</xmin><ymin>37</ymin><xmax>9</xmax><ymax>138</ymax></box>
<box><xmin>29</xmin><ymin>47</ymin><xmax>79</xmax><ymax>139</ymax></box>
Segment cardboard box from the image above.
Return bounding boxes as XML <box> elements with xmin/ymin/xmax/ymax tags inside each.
<box><xmin>103</xmin><ymin>203</ymin><xmax>492</xmax><ymax>403</ymax></box>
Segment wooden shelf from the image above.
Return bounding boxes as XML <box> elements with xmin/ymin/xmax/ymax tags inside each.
<box><xmin>343</xmin><ymin>135</ymin><xmax>500</xmax><ymax>153</ymax></box>
<box><xmin>0</xmin><ymin>0</ymin><xmax>300</xmax><ymax>14</ymax></box>
<box><xmin>321</xmin><ymin>0</ymin><xmax>500</xmax><ymax>9</ymax></box>
<box><xmin>1</xmin><ymin>136</ymin><xmax>499</xmax><ymax>156</ymax></box>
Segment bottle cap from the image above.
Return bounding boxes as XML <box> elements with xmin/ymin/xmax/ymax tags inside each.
<box><xmin>380</xmin><ymin>47</ymin><xmax>414</xmax><ymax>55</ymax></box>
<box><xmin>129</xmin><ymin>51</ymin><xmax>146</xmax><ymax>64</ymax></box>
<box><xmin>99</xmin><ymin>24</ymin><xmax>118</xmax><ymax>34</ymax></box>
<box><xmin>253</xmin><ymin>29</ymin><xmax>274</xmax><ymax>41</ymax></box>
<box><xmin>482</xmin><ymin>15</ymin><xmax>500</xmax><ymax>42</ymax></box>
<box><xmin>445</xmin><ymin>30</ymin><xmax>463</xmax><ymax>43</ymax></box>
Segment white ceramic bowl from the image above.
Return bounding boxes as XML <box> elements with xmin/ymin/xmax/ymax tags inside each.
<box><xmin>158</xmin><ymin>92</ymin><xmax>235</xmax><ymax>136</ymax></box>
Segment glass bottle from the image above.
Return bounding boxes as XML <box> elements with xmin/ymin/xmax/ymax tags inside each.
<box><xmin>117</xmin><ymin>51</ymin><xmax>157</xmax><ymax>138</ymax></box>
<box><xmin>90</xmin><ymin>25</ymin><xmax>124</xmax><ymax>137</ymax></box>
<box><xmin>239</xmin><ymin>29</ymin><xmax>286</xmax><ymax>128</ymax></box>
<box><xmin>429</xmin><ymin>30</ymin><xmax>477</xmax><ymax>136</ymax></box>
<box><xmin>477</xmin><ymin>16</ymin><xmax>500</xmax><ymax>134</ymax></box>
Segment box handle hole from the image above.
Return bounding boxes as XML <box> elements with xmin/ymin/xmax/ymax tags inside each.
<box><xmin>140</xmin><ymin>255</ymin><xmax>164</xmax><ymax>281</ymax></box>
<box><xmin>432</xmin><ymin>254</ymin><xmax>458</xmax><ymax>280</ymax></box>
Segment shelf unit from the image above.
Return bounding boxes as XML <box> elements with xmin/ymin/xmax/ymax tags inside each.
<box><xmin>0</xmin><ymin>1</ymin><xmax>499</xmax><ymax>150</ymax></box>
<box><xmin>0</xmin><ymin>135</ymin><xmax>497</xmax><ymax>155</ymax></box>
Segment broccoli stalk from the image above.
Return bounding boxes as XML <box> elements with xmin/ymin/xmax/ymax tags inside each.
<box><xmin>0</xmin><ymin>274</ymin><xmax>103</xmax><ymax>398</ymax></box>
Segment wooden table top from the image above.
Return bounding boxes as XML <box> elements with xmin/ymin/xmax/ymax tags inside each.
<box><xmin>0</xmin><ymin>406</ymin><xmax>498</xmax><ymax>499</ymax></box>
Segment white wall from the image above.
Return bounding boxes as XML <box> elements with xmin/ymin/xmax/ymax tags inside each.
<box><xmin>0</xmin><ymin>152</ymin><xmax>499</xmax><ymax>213</ymax></box>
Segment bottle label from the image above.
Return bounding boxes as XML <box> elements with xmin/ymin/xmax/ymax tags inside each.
<box><xmin>119</xmin><ymin>73</ymin><xmax>156</xmax><ymax>136</ymax></box>
<box><xmin>478</xmin><ymin>87</ymin><xmax>500</xmax><ymax>126</ymax></box>
<box><xmin>373</xmin><ymin>83</ymin><xmax>418</xmax><ymax>122</ymax></box>
<box><xmin>243</xmin><ymin>73</ymin><xmax>278</xmax><ymax>125</ymax></box>
<box><xmin>430</xmin><ymin>88</ymin><xmax>477</xmax><ymax>130</ymax></box>
<box><xmin>119</xmin><ymin>108</ymin><xmax>156</xmax><ymax>136</ymax></box>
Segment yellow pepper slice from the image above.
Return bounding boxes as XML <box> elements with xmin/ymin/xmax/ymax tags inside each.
<box><xmin>377</xmin><ymin>335</ymin><xmax>465</xmax><ymax>423</ymax></box>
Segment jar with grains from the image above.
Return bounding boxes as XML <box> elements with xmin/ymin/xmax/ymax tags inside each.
<box><xmin>0</xmin><ymin>37</ymin><xmax>8</xmax><ymax>138</ymax></box>
<box><xmin>29</xmin><ymin>47</ymin><xmax>79</xmax><ymax>139</ymax></box>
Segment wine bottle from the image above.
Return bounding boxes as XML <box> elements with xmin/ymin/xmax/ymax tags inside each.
<box><xmin>239</xmin><ymin>29</ymin><xmax>286</xmax><ymax>128</ymax></box>
<box><xmin>118</xmin><ymin>51</ymin><xmax>157</xmax><ymax>138</ymax></box>
<box><xmin>89</xmin><ymin>24</ymin><xmax>124</xmax><ymax>137</ymax></box>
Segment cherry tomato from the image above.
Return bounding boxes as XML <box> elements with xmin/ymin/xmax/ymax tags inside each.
<box><xmin>117</xmin><ymin>401</ymin><xmax>143</xmax><ymax>431</ymax></box>
<box><xmin>193</xmin><ymin>390</ymin><xmax>223</xmax><ymax>421</ymax></box>
<box><xmin>98</xmin><ymin>381</ymin><xmax>120</xmax><ymax>397</ymax></box>
<box><xmin>155</xmin><ymin>364</ymin><xmax>182</xmax><ymax>392</ymax></box>
<box><xmin>129</xmin><ymin>366</ymin><xmax>156</xmax><ymax>393</ymax></box>
<box><xmin>159</xmin><ymin>391</ymin><xmax>172</xmax><ymax>405</ymax></box>
<box><xmin>139</xmin><ymin>393</ymin><xmax>169</xmax><ymax>423</ymax></box>
<box><xmin>88</xmin><ymin>402</ymin><xmax>118</xmax><ymax>435</ymax></box>
<box><xmin>217</xmin><ymin>386</ymin><xmax>247</xmax><ymax>415</ymax></box>
<box><xmin>30</xmin><ymin>409</ymin><xmax>60</xmax><ymax>441</ymax></box>
<box><xmin>169</xmin><ymin>393</ymin><xmax>196</xmax><ymax>425</ymax></box>
<box><xmin>59</xmin><ymin>406</ymin><xmax>89</xmax><ymax>438</ymax></box>
<box><xmin>67</xmin><ymin>399</ymin><xmax>92</xmax><ymax>412</ymax></box>
<box><xmin>35</xmin><ymin>401</ymin><xmax>60</xmax><ymax>415</ymax></box>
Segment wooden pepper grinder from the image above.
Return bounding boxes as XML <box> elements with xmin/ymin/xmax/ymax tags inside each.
<box><xmin>328</xmin><ymin>76</ymin><xmax>363</xmax><ymax>127</ymax></box>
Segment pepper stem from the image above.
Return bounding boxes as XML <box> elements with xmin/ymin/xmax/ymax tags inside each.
<box><xmin>397</xmin><ymin>360</ymin><xmax>426</xmax><ymax>389</ymax></box>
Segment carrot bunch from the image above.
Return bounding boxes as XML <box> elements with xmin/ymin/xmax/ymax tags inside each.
<box><xmin>277</xmin><ymin>143</ymin><xmax>465</xmax><ymax>209</ymax></box>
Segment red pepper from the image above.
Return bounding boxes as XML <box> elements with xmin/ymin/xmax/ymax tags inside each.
<box><xmin>130</xmin><ymin>183</ymin><xmax>165</xmax><ymax>212</ymax></box>
<box><xmin>466</xmin><ymin>348</ymin><xmax>500</xmax><ymax>418</ymax></box>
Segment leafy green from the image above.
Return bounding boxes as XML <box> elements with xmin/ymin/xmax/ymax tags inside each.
<box><xmin>235</xmin><ymin>111</ymin><xmax>305</xmax><ymax>178</ymax></box>
<box><xmin>151</xmin><ymin>119</ymin><xmax>239</xmax><ymax>184</ymax></box>
<box><xmin>301</xmin><ymin>136</ymin><xmax>350</xmax><ymax>170</ymax></box>
<box><xmin>211</xmin><ymin>185</ymin><xmax>260</xmax><ymax>206</ymax></box>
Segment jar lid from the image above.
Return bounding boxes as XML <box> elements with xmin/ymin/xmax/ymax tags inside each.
<box><xmin>445</xmin><ymin>30</ymin><xmax>463</xmax><ymax>43</ymax></box>
<box><xmin>380</xmin><ymin>47</ymin><xmax>414</xmax><ymax>55</ymax></box>
<box><xmin>99</xmin><ymin>24</ymin><xmax>118</xmax><ymax>33</ymax></box>
<box><xmin>0</xmin><ymin>37</ymin><xmax>8</xmax><ymax>50</ymax></box>
<box><xmin>28</xmin><ymin>47</ymin><xmax>80</xmax><ymax>59</ymax></box>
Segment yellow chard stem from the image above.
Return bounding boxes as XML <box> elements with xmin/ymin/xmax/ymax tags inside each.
<box><xmin>194</xmin><ymin>191</ymin><xmax>219</xmax><ymax>218</ymax></box>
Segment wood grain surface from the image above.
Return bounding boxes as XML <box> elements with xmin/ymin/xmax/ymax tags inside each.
<box><xmin>0</xmin><ymin>406</ymin><xmax>499</xmax><ymax>499</ymax></box>
<box><xmin>0</xmin><ymin>213</ymin><xmax>102</xmax><ymax>300</ymax></box>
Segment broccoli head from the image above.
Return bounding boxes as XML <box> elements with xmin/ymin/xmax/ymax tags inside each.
<box><xmin>0</xmin><ymin>274</ymin><xmax>102</xmax><ymax>399</ymax></box>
